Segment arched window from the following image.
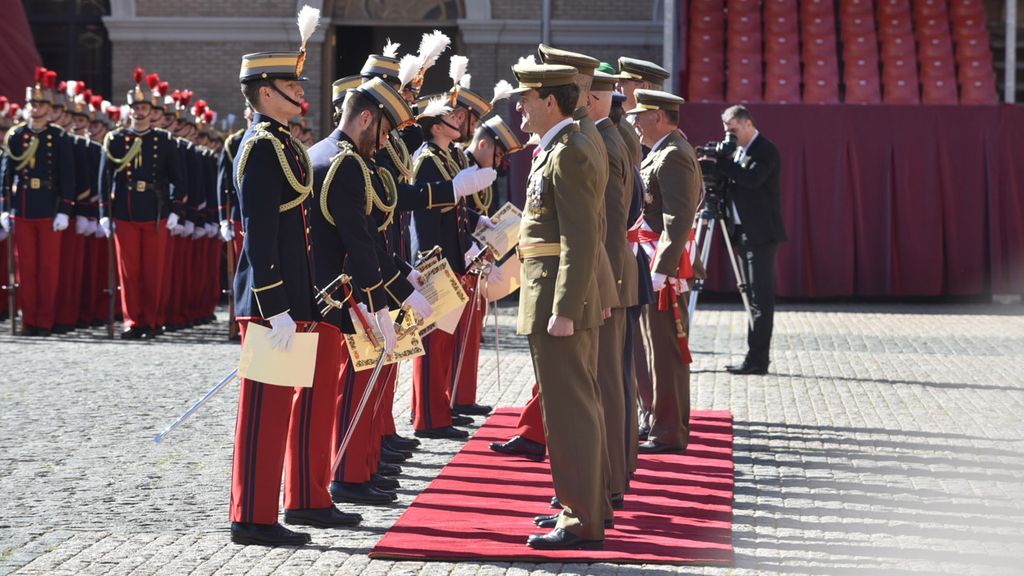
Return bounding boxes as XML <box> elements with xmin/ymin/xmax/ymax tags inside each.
<box><xmin>23</xmin><ymin>0</ymin><xmax>112</xmax><ymax>97</ymax></box>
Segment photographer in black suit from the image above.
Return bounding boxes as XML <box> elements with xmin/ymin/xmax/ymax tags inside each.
<box><xmin>716</xmin><ymin>105</ymin><xmax>787</xmax><ymax>375</ymax></box>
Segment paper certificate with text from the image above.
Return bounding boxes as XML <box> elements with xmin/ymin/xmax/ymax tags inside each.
<box><xmin>471</xmin><ymin>202</ymin><xmax>521</xmax><ymax>260</ymax></box>
<box><xmin>238</xmin><ymin>323</ymin><xmax>320</xmax><ymax>387</ymax></box>
<box><xmin>415</xmin><ymin>257</ymin><xmax>469</xmax><ymax>333</ymax></box>
<box><xmin>344</xmin><ymin>309</ymin><xmax>425</xmax><ymax>371</ymax></box>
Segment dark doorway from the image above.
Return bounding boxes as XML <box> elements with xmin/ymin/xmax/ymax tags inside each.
<box><xmin>23</xmin><ymin>0</ymin><xmax>111</xmax><ymax>98</ymax></box>
<box><xmin>335</xmin><ymin>25</ymin><xmax>459</xmax><ymax>97</ymax></box>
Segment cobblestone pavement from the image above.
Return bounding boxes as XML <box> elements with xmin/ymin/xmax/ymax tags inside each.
<box><xmin>1</xmin><ymin>301</ymin><xmax>1023</xmax><ymax>575</ymax></box>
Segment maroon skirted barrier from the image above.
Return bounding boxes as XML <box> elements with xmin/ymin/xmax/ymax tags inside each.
<box><xmin>508</xmin><ymin>104</ymin><xmax>1024</xmax><ymax>298</ymax></box>
<box><xmin>0</xmin><ymin>1</ymin><xmax>42</xmax><ymax>101</ymax></box>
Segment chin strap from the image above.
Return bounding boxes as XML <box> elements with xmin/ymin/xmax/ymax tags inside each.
<box><xmin>269</xmin><ymin>82</ymin><xmax>303</xmax><ymax>109</ymax></box>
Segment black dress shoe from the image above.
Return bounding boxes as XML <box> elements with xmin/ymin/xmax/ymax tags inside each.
<box><xmin>638</xmin><ymin>424</ymin><xmax>651</xmax><ymax>441</ymax></box>
<box><xmin>533</xmin><ymin>513</ymin><xmax>614</xmax><ymax>529</ymax></box>
<box><xmin>414</xmin><ymin>426</ymin><xmax>469</xmax><ymax>439</ymax></box>
<box><xmin>35</xmin><ymin>328</ymin><xmax>52</xmax><ymax>337</ymax></box>
<box><xmin>526</xmin><ymin>528</ymin><xmax>603</xmax><ymax>550</ymax></box>
<box><xmin>380</xmin><ymin>445</ymin><xmax>409</xmax><ymax>463</ymax></box>
<box><xmin>230</xmin><ymin>522</ymin><xmax>310</xmax><ymax>546</ymax></box>
<box><xmin>551</xmin><ymin>496</ymin><xmax>561</xmax><ymax>509</ymax></box>
<box><xmin>377</xmin><ymin>462</ymin><xmax>402</xmax><ymax>476</ymax></box>
<box><xmin>384</xmin><ymin>433</ymin><xmax>420</xmax><ymax>450</ymax></box>
<box><xmin>370</xmin><ymin>472</ymin><xmax>400</xmax><ymax>491</ymax></box>
<box><xmin>330</xmin><ymin>481</ymin><xmax>396</xmax><ymax>504</ymax></box>
<box><xmin>725</xmin><ymin>360</ymin><xmax>769</xmax><ymax>375</ymax></box>
<box><xmin>611</xmin><ymin>494</ymin><xmax>624</xmax><ymax>510</ymax></box>
<box><xmin>638</xmin><ymin>440</ymin><xmax>684</xmax><ymax>454</ymax></box>
<box><xmin>52</xmin><ymin>324</ymin><xmax>72</xmax><ymax>334</ymax></box>
<box><xmin>453</xmin><ymin>403</ymin><xmax>492</xmax><ymax>416</ymax></box>
<box><xmin>451</xmin><ymin>414</ymin><xmax>474</xmax><ymax>427</ymax></box>
<box><xmin>19</xmin><ymin>325</ymin><xmax>38</xmax><ymax>337</ymax></box>
<box><xmin>490</xmin><ymin>435</ymin><xmax>545</xmax><ymax>460</ymax></box>
<box><xmin>283</xmin><ymin>505</ymin><xmax>361</xmax><ymax>528</ymax></box>
<box><xmin>120</xmin><ymin>327</ymin><xmax>145</xmax><ymax>340</ymax></box>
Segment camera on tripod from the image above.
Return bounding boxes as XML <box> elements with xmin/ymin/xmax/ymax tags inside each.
<box><xmin>695</xmin><ymin>132</ymin><xmax>738</xmax><ymax>215</ymax></box>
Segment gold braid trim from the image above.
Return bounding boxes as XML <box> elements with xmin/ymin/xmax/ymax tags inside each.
<box><xmin>224</xmin><ymin>129</ymin><xmax>244</xmax><ymax>163</ymax></box>
<box><xmin>234</xmin><ymin>122</ymin><xmax>313</xmax><ymax>213</ymax></box>
<box><xmin>3</xmin><ymin>126</ymin><xmax>39</xmax><ymax>172</ymax></box>
<box><xmin>102</xmin><ymin>131</ymin><xmax>144</xmax><ymax>175</ymax></box>
<box><xmin>472</xmin><ymin>185</ymin><xmax>493</xmax><ymax>213</ymax></box>
<box><xmin>374</xmin><ymin>167</ymin><xmax>398</xmax><ymax>231</ymax></box>
<box><xmin>384</xmin><ymin>137</ymin><xmax>414</xmax><ymax>184</ymax></box>
<box><xmin>319</xmin><ymin>140</ymin><xmax>373</xmax><ymax>227</ymax></box>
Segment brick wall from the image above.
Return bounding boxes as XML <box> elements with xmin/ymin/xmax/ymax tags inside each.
<box><xmin>136</xmin><ymin>0</ymin><xmax>293</xmax><ymax>18</ymax></box>
<box><xmin>112</xmin><ymin>41</ymin><xmax>324</xmax><ymax>136</ymax></box>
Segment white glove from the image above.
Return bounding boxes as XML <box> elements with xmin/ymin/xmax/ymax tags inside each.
<box><xmin>651</xmin><ymin>271</ymin><xmax>667</xmax><ymax>292</ymax></box>
<box><xmin>406</xmin><ymin>268</ymin><xmax>424</xmax><ymax>287</ymax></box>
<box><xmin>192</xmin><ymin>225</ymin><xmax>206</xmax><ymax>240</ymax></box>
<box><xmin>374</xmin><ymin>306</ymin><xmax>397</xmax><ymax>355</ymax></box>
<box><xmin>464</xmin><ymin>243</ymin><xmax>482</xmax><ymax>268</ymax></box>
<box><xmin>183</xmin><ymin>220</ymin><xmax>195</xmax><ymax>237</ymax></box>
<box><xmin>171</xmin><ymin>224</ymin><xmax>185</xmax><ymax>236</ymax></box>
<box><xmin>205</xmin><ymin>223</ymin><xmax>217</xmax><ymax>237</ymax></box>
<box><xmin>86</xmin><ymin>219</ymin><xmax>98</xmax><ymax>236</ymax></box>
<box><xmin>98</xmin><ymin>217</ymin><xmax>111</xmax><ymax>238</ymax></box>
<box><xmin>475</xmin><ymin>215</ymin><xmax>496</xmax><ymax>230</ymax></box>
<box><xmin>165</xmin><ymin>212</ymin><xmax>180</xmax><ymax>230</ymax></box>
<box><xmin>75</xmin><ymin>215</ymin><xmax>89</xmax><ymax>235</ymax></box>
<box><xmin>267</xmin><ymin>311</ymin><xmax>297</xmax><ymax>352</ymax></box>
<box><xmin>53</xmin><ymin>213</ymin><xmax>69</xmax><ymax>232</ymax></box>
<box><xmin>0</xmin><ymin>212</ymin><xmax>10</xmax><ymax>233</ymax></box>
<box><xmin>403</xmin><ymin>289</ymin><xmax>433</xmax><ymax>321</ymax></box>
<box><xmin>219</xmin><ymin>220</ymin><xmax>234</xmax><ymax>242</ymax></box>
<box><xmin>0</xmin><ymin>228</ymin><xmax>7</xmax><ymax>242</ymax></box>
<box><xmin>452</xmin><ymin>166</ymin><xmax>498</xmax><ymax>198</ymax></box>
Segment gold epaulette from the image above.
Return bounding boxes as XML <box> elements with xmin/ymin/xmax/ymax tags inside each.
<box><xmin>234</xmin><ymin>122</ymin><xmax>313</xmax><ymax>213</ymax></box>
<box><xmin>2</xmin><ymin>123</ymin><xmax>38</xmax><ymax>171</ymax></box>
<box><xmin>102</xmin><ymin>129</ymin><xmax>143</xmax><ymax>175</ymax></box>
<box><xmin>319</xmin><ymin>139</ymin><xmax>374</xmax><ymax>227</ymax></box>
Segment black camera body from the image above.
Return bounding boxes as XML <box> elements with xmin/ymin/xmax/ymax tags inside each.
<box><xmin>695</xmin><ymin>132</ymin><xmax>738</xmax><ymax>215</ymax></box>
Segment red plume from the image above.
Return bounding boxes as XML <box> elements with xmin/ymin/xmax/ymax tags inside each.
<box><xmin>76</xmin><ymin>82</ymin><xmax>86</xmax><ymax>96</ymax></box>
<box><xmin>44</xmin><ymin>71</ymin><xmax>58</xmax><ymax>89</ymax></box>
<box><xmin>58</xmin><ymin>81</ymin><xmax>67</xmax><ymax>94</ymax></box>
<box><xmin>146</xmin><ymin>73</ymin><xmax>160</xmax><ymax>89</ymax></box>
<box><xmin>171</xmin><ymin>89</ymin><xmax>181</xmax><ymax>103</ymax></box>
<box><xmin>132</xmin><ymin>67</ymin><xmax>144</xmax><ymax>84</ymax></box>
<box><xmin>158</xmin><ymin>81</ymin><xmax>169</xmax><ymax>97</ymax></box>
<box><xmin>300</xmin><ymin>99</ymin><xmax>309</xmax><ymax>116</ymax></box>
<box><xmin>90</xmin><ymin>95</ymin><xmax>104</xmax><ymax>109</ymax></box>
<box><xmin>35</xmin><ymin>67</ymin><xmax>47</xmax><ymax>84</ymax></box>
<box><xmin>179</xmin><ymin>90</ymin><xmax>192</xmax><ymax>107</ymax></box>
<box><xmin>109</xmin><ymin>107</ymin><xmax>121</xmax><ymax>122</ymax></box>
<box><xmin>194</xmin><ymin>99</ymin><xmax>207</xmax><ymax>116</ymax></box>
<box><xmin>82</xmin><ymin>89</ymin><xmax>93</xmax><ymax>103</ymax></box>
<box><xmin>9</xmin><ymin>103</ymin><xmax>21</xmax><ymax>118</ymax></box>
<box><xmin>204</xmin><ymin>110</ymin><xmax>214</xmax><ymax>123</ymax></box>
<box><xmin>0</xmin><ymin>96</ymin><xmax>7</xmax><ymax>106</ymax></box>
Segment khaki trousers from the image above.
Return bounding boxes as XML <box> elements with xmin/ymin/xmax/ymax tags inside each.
<box><xmin>640</xmin><ymin>294</ymin><xmax>691</xmax><ymax>449</ymax></box>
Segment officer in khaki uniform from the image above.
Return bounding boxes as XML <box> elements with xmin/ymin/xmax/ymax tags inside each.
<box><xmin>512</xmin><ymin>63</ymin><xmax>607</xmax><ymax>550</ymax></box>
<box><xmin>628</xmin><ymin>89</ymin><xmax>702</xmax><ymax>453</ymax></box>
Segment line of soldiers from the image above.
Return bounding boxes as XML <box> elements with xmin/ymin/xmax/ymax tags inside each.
<box><xmin>224</xmin><ymin>7</ymin><xmax>704</xmax><ymax>552</ymax></box>
<box><xmin>1</xmin><ymin>67</ymin><xmax>243</xmax><ymax>339</ymax></box>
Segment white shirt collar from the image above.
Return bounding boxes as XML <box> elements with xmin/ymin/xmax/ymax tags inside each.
<box><xmin>740</xmin><ymin>130</ymin><xmax>760</xmax><ymax>154</ymax></box>
<box><xmin>536</xmin><ymin>117</ymin><xmax>574</xmax><ymax>152</ymax></box>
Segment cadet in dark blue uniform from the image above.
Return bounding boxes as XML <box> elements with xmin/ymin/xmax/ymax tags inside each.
<box><xmin>0</xmin><ymin>68</ymin><xmax>75</xmax><ymax>336</ymax></box>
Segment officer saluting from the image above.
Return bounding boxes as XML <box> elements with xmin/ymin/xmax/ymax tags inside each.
<box><xmin>0</xmin><ymin>68</ymin><xmax>76</xmax><ymax>337</ymax></box>
<box><xmin>512</xmin><ymin>63</ymin><xmax>607</xmax><ymax>550</ymax></box>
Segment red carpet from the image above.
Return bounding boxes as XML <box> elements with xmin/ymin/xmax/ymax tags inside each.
<box><xmin>369</xmin><ymin>409</ymin><xmax>734</xmax><ymax>565</ymax></box>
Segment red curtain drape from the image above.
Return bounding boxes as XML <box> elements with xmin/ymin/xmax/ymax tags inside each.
<box><xmin>678</xmin><ymin>103</ymin><xmax>1024</xmax><ymax>297</ymax></box>
<box><xmin>0</xmin><ymin>0</ymin><xmax>42</xmax><ymax>101</ymax></box>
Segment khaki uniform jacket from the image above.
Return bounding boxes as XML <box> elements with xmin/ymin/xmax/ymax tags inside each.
<box><xmin>640</xmin><ymin>130</ymin><xmax>702</xmax><ymax>278</ymax></box>
<box><xmin>573</xmin><ymin>107</ymin><xmax>619</xmax><ymax>310</ymax></box>
<box><xmin>617</xmin><ymin>120</ymin><xmax>642</xmax><ymax>167</ymax></box>
<box><xmin>597</xmin><ymin>118</ymin><xmax>639</xmax><ymax>309</ymax></box>
<box><xmin>517</xmin><ymin>121</ymin><xmax>603</xmax><ymax>336</ymax></box>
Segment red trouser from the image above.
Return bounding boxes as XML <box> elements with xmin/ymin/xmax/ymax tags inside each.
<box><xmin>369</xmin><ymin>365</ymin><xmax>398</xmax><ymax>471</ymax></box>
<box><xmin>230</xmin><ymin>320</ymin><xmax>343</xmax><ymax>524</ymax></box>
<box><xmin>89</xmin><ymin>236</ymin><xmax>116</xmax><ymax>323</ymax></box>
<box><xmin>514</xmin><ymin>382</ymin><xmax>547</xmax><ymax>445</ymax></box>
<box><xmin>158</xmin><ymin>232</ymin><xmax>177</xmax><ymax>327</ymax></box>
<box><xmin>450</xmin><ymin>274</ymin><xmax>484</xmax><ymax>406</ymax></box>
<box><xmin>0</xmin><ymin>237</ymin><xmax>9</xmax><ymax>316</ymax></box>
<box><xmin>55</xmin><ymin>228</ymin><xmax>86</xmax><ymax>327</ymax></box>
<box><xmin>411</xmin><ymin>328</ymin><xmax>455</xmax><ymax>430</ymax></box>
<box><xmin>12</xmin><ymin>218</ymin><xmax>62</xmax><ymax>329</ymax></box>
<box><xmin>114</xmin><ymin>219</ymin><xmax>168</xmax><ymax>330</ymax></box>
<box><xmin>333</xmin><ymin>355</ymin><xmax>394</xmax><ymax>483</ymax></box>
<box><xmin>78</xmin><ymin>235</ymin><xmax>97</xmax><ymax>324</ymax></box>
<box><xmin>170</xmin><ymin>237</ymin><xmax>190</xmax><ymax>325</ymax></box>
<box><xmin>377</xmin><ymin>363</ymin><xmax>399</xmax><ymax>437</ymax></box>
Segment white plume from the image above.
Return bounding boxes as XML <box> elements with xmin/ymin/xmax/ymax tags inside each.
<box><xmin>517</xmin><ymin>55</ymin><xmax>537</xmax><ymax>67</ymax></box>
<box><xmin>119</xmin><ymin>104</ymin><xmax>131</xmax><ymax>119</ymax></box>
<box><xmin>449</xmin><ymin>55</ymin><xmax>469</xmax><ymax>87</ymax></box>
<box><xmin>459</xmin><ymin>73</ymin><xmax>472</xmax><ymax>89</ymax></box>
<box><xmin>417</xmin><ymin>30</ymin><xmax>451</xmax><ymax>72</ymax></box>
<box><xmin>491</xmin><ymin>79</ymin><xmax>514</xmax><ymax>103</ymax></box>
<box><xmin>102</xmin><ymin>100</ymin><xmax>112</xmax><ymax>113</ymax></box>
<box><xmin>398</xmin><ymin>54</ymin><xmax>420</xmax><ymax>89</ymax></box>
<box><xmin>296</xmin><ymin>5</ymin><xmax>321</xmax><ymax>49</ymax></box>
<box><xmin>417</xmin><ymin>96</ymin><xmax>452</xmax><ymax>119</ymax></box>
<box><xmin>382</xmin><ymin>38</ymin><xmax>400</xmax><ymax>58</ymax></box>
<box><xmin>65</xmin><ymin>80</ymin><xmax>78</xmax><ymax>98</ymax></box>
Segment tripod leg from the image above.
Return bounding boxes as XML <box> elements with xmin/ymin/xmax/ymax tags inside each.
<box><xmin>687</xmin><ymin>217</ymin><xmax>716</xmax><ymax>327</ymax></box>
<box><xmin>720</xmin><ymin>226</ymin><xmax>755</xmax><ymax>329</ymax></box>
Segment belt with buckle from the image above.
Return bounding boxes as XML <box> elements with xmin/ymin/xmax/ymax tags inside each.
<box><xmin>30</xmin><ymin>178</ymin><xmax>41</xmax><ymax>189</ymax></box>
<box><xmin>516</xmin><ymin>242</ymin><xmax>560</xmax><ymax>259</ymax></box>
